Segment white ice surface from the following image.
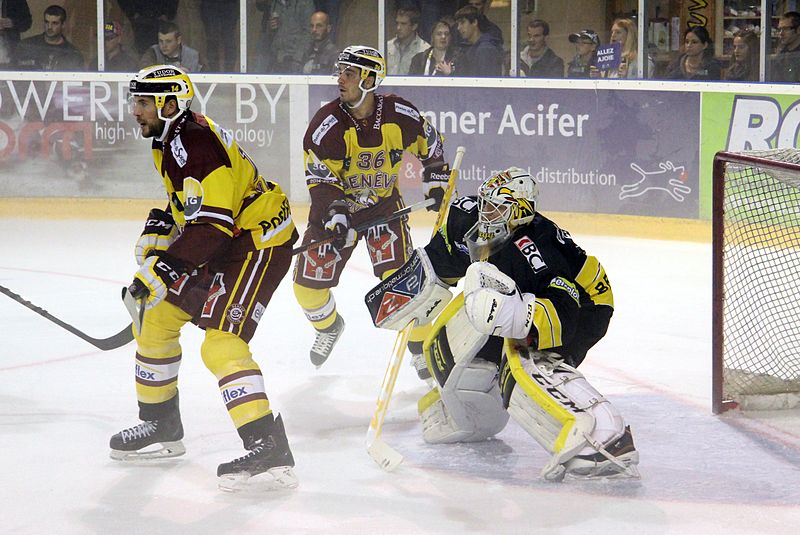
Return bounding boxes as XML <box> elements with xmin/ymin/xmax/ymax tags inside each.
<box><xmin>1</xmin><ymin>218</ymin><xmax>799</xmax><ymax>535</ymax></box>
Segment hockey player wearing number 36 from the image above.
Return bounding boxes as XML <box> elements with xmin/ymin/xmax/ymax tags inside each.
<box><xmin>112</xmin><ymin>65</ymin><xmax>300</xmax><ymax>492</ymax></box>
<box><xmin>369</xmin><ymin>167</ymin><xmax>640</xmax><ymax>481</ymax></box>
<box><xmin>293</xmin><ymin>45</ymin><xmax>451</xmax><ymax>369</ymax></box>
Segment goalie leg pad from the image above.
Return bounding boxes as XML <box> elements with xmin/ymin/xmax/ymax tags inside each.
<box><xmin>501</xmin><ymin>342</ymin><xmax>629</xmax><ymax>481</ymax></box>
<box><xmin>418</xmin><ymin>358</ymin><xmax>509</xmax><ymax>444</ymax></box>
<box><xmin>418</xmin><ymin>297</ymin><xmax>508</xmax><ymax>443</ymax></box>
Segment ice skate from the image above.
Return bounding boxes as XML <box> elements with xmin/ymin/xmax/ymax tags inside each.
<box><xmin>109</xmin><ymin>412</ymin><xmax>185</xmax><ymax>461</ymax></box>
<box><xmin>564</xmin><ymin>426</ymin><xmax>640</xmax><ymax>480</ymax></box>
<box><xmin>309</xmin><ymin>315</ymin><xmax>344</xmax><ymax>368</ymax></box>
<box><xmin>217</xmin><ymin>414</ymin><xmax>298</xmax><ymax>492</ymax></box>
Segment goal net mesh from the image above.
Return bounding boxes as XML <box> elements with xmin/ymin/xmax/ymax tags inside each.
<box><xmin>719</xmin><ymin>148</ymin><xmax>800</xmax><ymax>410</ymax></box>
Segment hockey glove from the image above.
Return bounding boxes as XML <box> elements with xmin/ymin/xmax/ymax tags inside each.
<box><xmin>423</xmin><ymin>164</ymin><xmax>450</xmax><ymax>212</ymax></box>
<box><xmin>323</xmin><ymin>199</ymin><xmax>357</xmax><ymax>249</ymax></box>
<box><xmin>135</xmin><ymin>208</ymin><xmax>178</xmax><ymax>266</ymax></box>
<box><xmin>463</xmin><ymin>261</ymin><xmax>535</xmax><ymax>339</ymax></box>
<box><xmin>128</xmin><ymin>253</ymin><xmax>186</xmax><ymax>309</ymax></box>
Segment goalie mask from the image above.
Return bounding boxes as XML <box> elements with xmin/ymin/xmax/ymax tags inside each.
<box><xmin>129</xmin><ymin>64</ymin><xmax>195</xmax><ymax>141</ymax></box>
<box><xmin>466</xmin><ymin>167</ymin><xmax>539</xmax><ymax>261</ymax></box>
<box><xmin>335</xmin><ymin>45</ymin><xmax>386</xmax><ymax>108</ymax></box>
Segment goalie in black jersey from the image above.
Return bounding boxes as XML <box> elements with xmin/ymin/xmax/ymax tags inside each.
<box><xmin>366</xmin><ymin>167</ymin><xmax>639</xmax><ymax>481</ymax></box>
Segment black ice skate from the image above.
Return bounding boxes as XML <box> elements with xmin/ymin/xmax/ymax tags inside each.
<box><xmin>309</xmin><ymin>315</ymin><xmax>345</xmax><ymax>368</ymax></box>
<box><xmin>109</xmin><ymin>411</ymin><xmax>185</xmax><ymax>461</ymax></box>
<box><xmin>564</xmin><ymin>426</ymin><xmax>640</xmax><ymax>480</ymax></box>
<box><xmin>217</xmin><ymin>414</ymin><xmax>298</xmax><ymax>492</ymax></box>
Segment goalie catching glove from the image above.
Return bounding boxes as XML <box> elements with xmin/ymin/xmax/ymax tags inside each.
<box><xmin>323</xmin><ymin>199</ymin><xmax>357</xmax><ymax>249</ymax></box>
<box><xmin>128</xmin><ymin>252</ymin><xmax>187</xmax><ymax>309</ymax></box>
<box><xmin>135</xmin><ymin>208</ymin><xmax>179</xmax><ymax>266</ymax></box>
<box><xmin>423</xmin><ymin>164</ymin><xmax>450</xmax><ymax>212</ymax></box>
<box><xmin>463</xmin><ymin>261</ymin><xmax>535</xmax><ymax>339</ymax></box>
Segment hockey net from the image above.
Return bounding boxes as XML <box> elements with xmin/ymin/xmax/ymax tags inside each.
<box><xmin>713</xmin><ymin>149</ymin><xmax>800</xmax><ymax>413</ymax></box>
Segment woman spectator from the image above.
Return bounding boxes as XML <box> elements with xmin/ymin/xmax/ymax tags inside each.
<box><xmin>409</xmin><ymin>19</ymin><xmax>456</xmax><ymax>76</ymax></box>
<box><xmin>664</xmin><ymin>26</ymin><xmax>722</xmax><ymax>80</ymax></box>
<box><xmin>725</xmin><ymin>30</ymin><xmax>759</xmax><ymax>81</ymax></box>
<box><xmin>591</xmin><ymin>18</ymin><xmax>653</xmax><ymax>79</ymax></box>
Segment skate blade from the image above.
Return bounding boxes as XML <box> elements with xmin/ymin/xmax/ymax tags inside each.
<box><xmin>110</xmin><ymin>440</ymin><xmax>186</xmax><ymax>461</ymax></box>
<box><xmin>565</xmin><ymin>458</ymin><xmax>641</xmax><ymax>481</ymax></box>
<box><xmin>218</xmin><ymin>466</ymin><xmax>299</xmax><ymax>493</ymax></box>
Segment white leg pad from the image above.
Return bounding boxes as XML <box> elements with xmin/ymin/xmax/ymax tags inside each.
<box><xmin>419</xmin><ymin>358</ymin><xmax>509</xmax><ymax>444</ymax></box>
<box><xmin>505</xmin><ymin>351</ymin><xmax>627</xmax><ymax>481</ymax></box>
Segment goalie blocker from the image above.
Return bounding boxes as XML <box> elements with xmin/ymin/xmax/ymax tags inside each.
<box><xmin>365</xmin><ymin>248</ymin><xmax>452</xmax><ymax>330</ymax></box>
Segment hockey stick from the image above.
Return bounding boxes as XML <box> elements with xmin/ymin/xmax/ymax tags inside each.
<box><xmin>292</xmin><ymin>197</ymin><xmax>434</xmax><ymax>255</ymax></box>
<box><xmin>365</xmin><ymin>146</ymin><xmax>466</xmax><ymax>471</ymax></box>
<box><xmin>0</xmin><ymin>283</ymin><xmax>134</xmax><ymax>351</ymax></box>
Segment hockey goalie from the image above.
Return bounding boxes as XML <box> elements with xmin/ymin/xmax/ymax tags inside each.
<box><xmin>366</xmin><ymin>167</ymin><xmax>640</xmax><ymax>481</ymax></box>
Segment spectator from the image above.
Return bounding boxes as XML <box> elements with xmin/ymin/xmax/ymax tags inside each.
<box><xmin>590</xmin><ymin>18</ymin><xmax>653</xmax><ymax>79</ymax></box>
<box><xmin>139</xmin><ymin>20</ymin><xmax>204</xmax><ymax>72</ymax></box>
<box><xmin>200</xmin><ymin>0</ymin><xmax>238</xmax><ymax>72</ymax></box>
<box><xmin>16</xmin><ymin>4</ymin><xmax>84</xmax><ymax>71</ymax></box>
<box><xmin>417</xmin><ymin>0</ymin><xmax>457</xmax><ymax>44</ymax></box>
<box><xmin>118</xmin><ymin>0</ymin><xmax>178</xmax><ymax>56</ymax></box>
<box><xmin>409</xmin><ymin>18</ymin><xmax>456</xmax><ymax>76</ymax></box>
<box><xmin>452</xmin><ymin>5</ymin><xmax>502</xmax><ymax>76</ymax></box>
<box><xmin>302</xmin><ymin>10</ymin><xmax>338</xmax><ymax>74</ymax></box>
<box><xmin>386</xmin><ymin>7</ymin><xmax>429</xmax><ymax>75</ymax></box>
<box><xmin>265</xmin><ymin>0</ymin><xmax>314</xmax><ymax>73</ymax></box>
<box><xmin>566</xmin><ymin>29</ymin><xmax>598</xmax><ymax>78</ymax></box>
<box><xmin>0</xmin><ymin>0</ymin><xmax>32</xmax><ymax>69</ymax></box>
<box><xmin>664</xmin><ymin>26</ymin><xmax>721</xmax><ymax>80</ymax></box>
<box><xmin>770</xmin><ymin>11</ymin><xmax>800</xmax><ymax>82</ymax></box>
<box><xmin>725</xmin><ymin>30</ymin><xmax>759</xmax><ymax>82</ymax></box>
<box><xmin>98</xmin><ymin>20</ymin><xmax>138</xmax><ymax>72</ymax></box>
<box><xmin>315</xmin><ymin>0</ymin><xmax>339</xmax><ymax>41</ymax></box>
<box><xmin>518</xmin><ymin>19</ymin><xmax>563</xmax><ymax>78</ymax></box>
<box><xmin>462</xmin><ymin>0</ymin><xmax>502</xmax><ymax>46</ymax></box>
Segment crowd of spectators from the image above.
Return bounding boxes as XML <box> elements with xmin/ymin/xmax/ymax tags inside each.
<box><xmin>2</xmin><ymin>1</ymin><xmax>800</xmax><ymax>83</ymax></box>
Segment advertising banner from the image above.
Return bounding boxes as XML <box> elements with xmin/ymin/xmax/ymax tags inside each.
<box><xmin>0</xmin><ymin>78</ymin><xmax>293</xmax><ymax>199</ymax></box>
<box><xmin>701</xmin><ymin>92</ymin><xmax>800</xmax><ymax>218</ymax></box>
<box><xmin>310</xmin><ymin>84</ymin><xmax>700</xmax><ymax>218</ymax></box>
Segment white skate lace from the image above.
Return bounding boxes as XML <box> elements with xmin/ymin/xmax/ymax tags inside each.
<box><xmin>120</xmin><ymin>421</ymin><xmax>157</xmax><ymax>444</ymax></box>
<box><xmin>311</xmin><ymin>329</ymin><xmax>339</xmax><ymax>355</ymax></box>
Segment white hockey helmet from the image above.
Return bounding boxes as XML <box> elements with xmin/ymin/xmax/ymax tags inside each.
<box><xmin>336</xmin><ymin>45</ymin><xmax>386</xmax><ymax>89</ymax></box>
<box><xmin>466</xmin><ymin>167</ymin><xmax>539</xmax><ymax>261</ymax></box>
<box><xmin>129</xmin><ymin>64</ymin><xmax>194</xmax><ymax>122</ymax></box>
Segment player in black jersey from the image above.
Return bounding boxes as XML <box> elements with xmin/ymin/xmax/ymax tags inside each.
<box><xmin>368</xmin><ymin>167</ymin><xmax>639</xmax><ymax>481</ymax></box>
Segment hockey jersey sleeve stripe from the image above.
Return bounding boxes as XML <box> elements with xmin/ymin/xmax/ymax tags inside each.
<box><xmin>533</xmin><ymin>298</ymin><xmax>562</xmax><ymax>349</ymax></box>
<box><xmin>575</xmin><ymin>256</ymin><xmax>614</xmax><ymax>308</ymax></box>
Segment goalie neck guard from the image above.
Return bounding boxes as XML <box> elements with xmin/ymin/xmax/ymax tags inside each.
<box><xmin>129</xmin><ymin>64</ymin><xmax>195</xmax><ymax>142</ymax></box>
<box><xmin>466</xmin><ymin>167</ymin><xmax>540</xmax><ymax>261</ymax></box>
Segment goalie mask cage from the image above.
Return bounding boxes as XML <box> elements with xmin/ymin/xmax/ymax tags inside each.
<box><xmin>712</xmin><ymin>149</ymin><xmax>800</xmax><ymax>414</ymax></box>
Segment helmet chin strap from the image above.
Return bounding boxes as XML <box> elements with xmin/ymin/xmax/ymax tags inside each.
<box><xmin>346</xmin><ymin>77</ymin><xmax>377</xmax><ymax>109</ymax></box>
<box><xmin>155</xmin><ymin>108</ymin><xmax>186</xmax><ymax>142</ymax></box>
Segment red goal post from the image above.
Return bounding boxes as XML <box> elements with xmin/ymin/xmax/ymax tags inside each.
<box><xmin>712</xmin><ymin>149</ymin><xmax>800</xmax><ymax>414</ymax></box>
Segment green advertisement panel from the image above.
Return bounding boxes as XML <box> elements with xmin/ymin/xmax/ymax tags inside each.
<box><xmin>701</xmin><ymin>92</ymin><xmax>800</xmax><ymax>219</ymax></box>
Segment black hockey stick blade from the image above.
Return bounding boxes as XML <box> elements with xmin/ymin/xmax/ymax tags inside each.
<box><xmin>292</xmin><ymin>198</ymin><xmax>435</xmax><ymax>255</ymax></box>
<box><xmin>0</xmin><ymin>283</ymin><xmax>134</xmax><ymax>351</ymax></box>
<box><xmin>121</xmin><ymin>286</ymin><xmax>145</xmax><ymax>337</ymax></box>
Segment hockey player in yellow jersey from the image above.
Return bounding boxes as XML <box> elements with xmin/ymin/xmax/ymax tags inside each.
<box><xmin>294</xmin><ymin>45</ymin><xmax>450</xmax><ymax>369</ymax></box>
<box><xmin>112</xmin><ymin>65</ymin><xmax>299</xmax><ymax>492</ymax></box>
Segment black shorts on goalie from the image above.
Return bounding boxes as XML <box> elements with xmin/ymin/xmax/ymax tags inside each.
<box><xmin>110</xmin><ymin>393</ymin><xmax>298</xmax><ymax>491</ymax></box>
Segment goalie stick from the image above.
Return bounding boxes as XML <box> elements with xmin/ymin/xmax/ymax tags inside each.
<box><xmin>0</xmin><ymin>283</ymin><xmax>134</xmax><ymax>351</ymax></box>
<box><xmin>366</xmin><ymin>145</ymin><xmax>466</xmax><ymax>471</ymax></box>
<box><xmin>292</xmin><ymin>197</ymin><xmax>434</xmax><ymax>255</ymax></box>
